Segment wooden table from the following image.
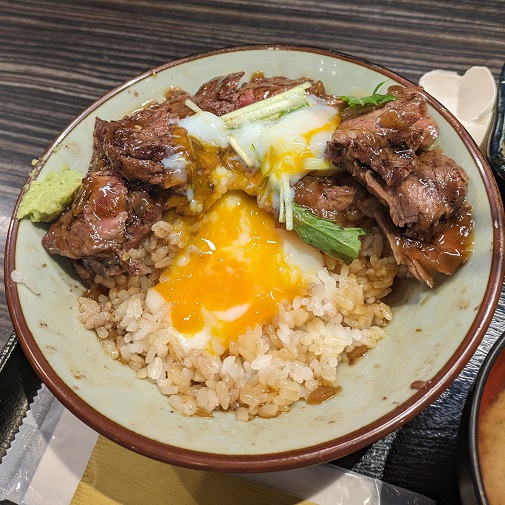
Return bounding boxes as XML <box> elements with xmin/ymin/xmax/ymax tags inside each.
<box><xmin>1</xmin><ymin>1</ymin><xmax>504</xmax><ymax>503</ymax></box>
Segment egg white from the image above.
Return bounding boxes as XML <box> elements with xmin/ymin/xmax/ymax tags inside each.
<box><xmin>178</xmin><ymin>95</ymin><xmax>338</xmax><ymax>183</ymax></box>
<box><xmin>145</xmin><ymin>196</ymin><xmax>324</xmax><ymax>354</ymax></box>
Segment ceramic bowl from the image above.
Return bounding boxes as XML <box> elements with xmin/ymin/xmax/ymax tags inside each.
<box><xmin>459</xmin><ymin>331</ymin><xmax>505</xmax><ymax>505</ymax></box>
<box><xmin>5</xmin><ymin>45</ymin><xmax>505</xmax><ymax>471</ymax></box>
<box><xmin>487</xmin><ymin>63</ymin><xmax>505</xmax><ymax>196</ymax></box>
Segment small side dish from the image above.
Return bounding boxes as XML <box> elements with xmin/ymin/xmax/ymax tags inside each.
<box><xmin>459</xmin><ymin>331</ymin><xmax>505</xmax><ymax>505</ymax></box>
<box><xmin>479</xmin><ymin>388</ymin><xmax>505</xmax><ymax>504</ymax></box>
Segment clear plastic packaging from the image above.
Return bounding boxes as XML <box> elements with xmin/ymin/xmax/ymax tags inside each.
<box><xmin>0</xmin><ymin>385</ymin><xmax>64</xmax><ymax>504</ymax></box>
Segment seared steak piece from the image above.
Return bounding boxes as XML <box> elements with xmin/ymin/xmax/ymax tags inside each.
<box><xmin>330</xmin><ymin>86</ymin><xmax>439</xmax><ymax>186</ymax></box>
<box><xmin>328</xmin><ymin>85</ymin><xmax>468</xmax><ymax>238</ymax></box>
<box><xmin>163</xmin><ymin>87</ymin><xmax>196</xmax><ymax>119</ymax></box>
<box><xmin>293</xmin><ymin>173</ymin><xmax>367</xmax><ymax>226</ymax></box>
<box><xmin>235</xmin><ymin>75</ymin><xmax>324</xmax><ymax>107</ymax></box>
<box><xmin>344</xmin><ymin>149</ymin><xmax>468</xmax><ymax>239</ymax></box>
<box><xmin>401</xmin><ymin>149</ymin><xmax>468</xmax><ymax>238</ymax></box>
<box><xmin>43</xmin><ymin>171</ymin><xmax>128</xmax><ymax>258</ymax></box>
<box><xmin>193</xmin><ymin>72</ymin><xmax>246</xmax><ymax>115</ymax></box>
<box><xmin>90</xmin><ymin>118</ymin><xmax>110</xmax><ymax>172</ymax></box>
<box><xmin>358</xmin><ymin>196</ymin><xmax>473</xmax><ymax>287</ymax></box>
<box><xmin>98</xmin><ymin>102</ymin><xmax>196</xmax><ymax>189</ymax></box>
<box><xmin>193</xmin><ymin>72</ymin><xmax>338</xmax><ymax>116</ymax></box>
<box><xmin>42</xmin><ymin>170</ymin><xmax>163</xmax><ymax>280</ymax></box>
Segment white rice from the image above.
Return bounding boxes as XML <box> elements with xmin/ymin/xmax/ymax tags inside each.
<box><xmin>78</xmin><ymin>219</ymin><xmax>398</xmax><ymax>421</ymax></box>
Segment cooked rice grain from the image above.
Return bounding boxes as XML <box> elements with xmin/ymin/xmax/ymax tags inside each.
<box><xmin>77</xmin><ymin>224</ymin><xmax>398</xmax><ymax>421</ymax></box>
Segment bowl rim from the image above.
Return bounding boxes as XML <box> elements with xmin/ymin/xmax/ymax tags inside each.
<box><xmin>4</xmin><ymin>44</ymin><xmax>505</xmax><ymax>471</ymax></box>
<box><xmin>464</xmin><ymin>331</ymin><xmax>505</xmax><ymax>504</ymax></box>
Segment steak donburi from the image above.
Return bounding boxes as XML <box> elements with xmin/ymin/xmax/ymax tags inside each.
<box><xmin>26</xmin><ymin>70</ymin><xmax>477</xmax><ymax>422</ymax></box>
<box><xmin>39</xmin><ymin>73</ymin><xmax>473</xmax><ymax>288</ymax></box>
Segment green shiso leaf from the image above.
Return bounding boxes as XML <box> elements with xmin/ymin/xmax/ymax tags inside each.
<box><xmin>292</xmin><ymin>203</ymin><xmax>366</xmax><ymax>263</ymax></box>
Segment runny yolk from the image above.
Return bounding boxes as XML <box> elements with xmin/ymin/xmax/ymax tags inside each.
<box><xmin>154</xmin><ymin>192</ymin><xmax>305</xmax><ymax>352</ymax></box>
<box><xmin>261</xmin><ymin>114</ymin><xmax>341</xmax><ymax>181</ymax></box>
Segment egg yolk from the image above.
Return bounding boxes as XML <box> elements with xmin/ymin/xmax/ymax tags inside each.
<box><xmin>260</xmin><ymin>109</ymin><xmax>341</xmax><ymax>182</ymax></box>
<box><xmin>154</xmin><ymin>192</ymin><xmax>306</xmax><ymax>352</ymax></box>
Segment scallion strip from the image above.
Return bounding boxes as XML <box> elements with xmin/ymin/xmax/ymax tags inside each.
<box><xmin>278</xmin><ymin>176</ymin><xmax>286</xmax><ymax>225</ymax></box>
<box><xmin>221</xmin><ymin>82</ymin><xmax>312</xmax><ymax>128</ymax></box>
<box><xmin>184</xmin><ymin>99</ymin><xmax>203</xmax><ymax>113</ymax></box>
<box><xmin>302</xmin><ymin>158</ymin><xmax>337</xmax><ymax>171</ymax></box>
<box><xmin>228</xmin><ymin>135</ymin><xmax>257</xmax><ymax>167</ymax></box>
<box><xmin>283</xmin><ymin>173</ymin><xmax>294</xmax><ymax>231</ymax></box>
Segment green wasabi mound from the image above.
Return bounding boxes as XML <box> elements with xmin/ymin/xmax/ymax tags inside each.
<box><xmin>16</xmin><ymin>164</ymin><xmax>83</xmax><ymax>222</ymax></box>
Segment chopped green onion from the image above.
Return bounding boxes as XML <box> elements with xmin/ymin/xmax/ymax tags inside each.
<box><xmin>184</xmin><ymin>99</ymin><xmax>203</xmax><ymax>113</ymax></box>
<box><xmin>228</xmin><ymin>135</ymin><xmax>257</xmax><ymax>167</ymax></box>
<box><xmin>221</xmin><ymin>82</ymin><xmax>312</xmax><ymax>128</ymax></box>
<box><xmin>279</xmin><ymin>101</ymin><xmax>310</xmax><ymax>117</ymax></box>
<box><xmin>302</xmin><ymin>158</ymin><xmax>337</xmax><ymax>171</ymax></box>
<box><xmin>224</xmin><ymin>95</ymin><xmax>308</xmax><ymax>128</ymax></box>
<box><xmin>277</xmin><ymin>173</ymin><xmax>294</xmax><ymax>230</ymax></box>
<box><xmin>283</xmin><ymin>174</ymin><xmax>293</xmax><ymax>231</ymax></box>
<box><xmin>278</xmin><ymin>176</ymin><xmax>286</xmax><ymax>225</ymax></box>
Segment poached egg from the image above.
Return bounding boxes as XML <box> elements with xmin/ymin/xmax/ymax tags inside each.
<box><xmin>145</xmin><ymin>192</ymin><xmax>323</xmax><ymax>354</ymax></box>
<box><xmin>179</xmin><ymin>95</ymin><xmax>340</xmax><ymax>191</ymax></box>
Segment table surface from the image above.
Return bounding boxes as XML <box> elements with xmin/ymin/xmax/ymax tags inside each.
<box><xmin>1</xmin><ymin>1</ymin><xmax>505</xmax><ymax>503</ymax></box>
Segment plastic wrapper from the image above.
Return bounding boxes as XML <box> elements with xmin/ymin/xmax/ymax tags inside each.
<box><xmin>0</xmin><ymin>385</ymin><xmax>64</xmax><ymax>503</ymax></box>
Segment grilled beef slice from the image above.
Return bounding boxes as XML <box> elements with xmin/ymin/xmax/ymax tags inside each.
<box><xmin>358</xmin><ymin>196</ymin><xmax>472</xmax><ymax>287</ymax></box>
<box><xmin>293</xmin><ymin>173</ymin><xmax>368</xmax><ymax>226</ymax></box>
<box><xmin>322</xmin><ymin>85</ymin><xmax>472</xmax><ymax>285</ymax></box>
<box><xmin>328</xmin><ymin>85</ymin><xmax>468</xmax><ymax>239</ymax></box>
<box><xmin>193</xmin><ymin>72</ymin><xmax>342</xmax><ymax>116</ymax></box>
<box><xmin>42</xmin><ymin>170</ymin><xmax>163</xmax><ymax>280</ymax></box>
<box><xmin>99</xmin><ymin>101</ymin><xmax>196</xmax><ymax>189</ymax></box>
<box><xmin>192</xmin><ymin>71</ymin><xmax>247</xmax><ymax>115</ymax></box>
<box><xmin>330</xmin><ymin>86</ymin><xmax>438</xmax><ymax>185</ymax></box>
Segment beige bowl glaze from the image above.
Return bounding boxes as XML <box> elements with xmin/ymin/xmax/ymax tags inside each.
<box><xmin>5</xmin><ymin>45</ymin><xmax>505</xmax><ymax>471</ymax></box>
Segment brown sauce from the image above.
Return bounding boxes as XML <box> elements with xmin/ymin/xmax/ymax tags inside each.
<box><xmin>399</xmin><ymin>204</ymin><xmax>474</xmax><ymax>276</ymax></box>
<box><xmin>307</xmin><ymin>384</ymin><xmax>341</xmax><ymax>405</ymax></box>
<box><xmin>250</xmin><ymin>70</ymin><xmax>265</xmax><ymax>81</ymax></box>
<box><xmin>83</xmin><ymin>284</ymin><xmax>108</xmax><ymax>301</ymax></box>
<box><xmin>347</xmin><ymin>345</ymin><xmax>369</xmax><ymax>365</ymax></box>
<box><xmin>195</xmin><ymin>407</ymin><xmax>214</xmax><ymax>418</ymax></box>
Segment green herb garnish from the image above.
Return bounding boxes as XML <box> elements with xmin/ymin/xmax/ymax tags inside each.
<box><xmin>339</xmin><ymin>81</ymin><xmax>397</xmax><ymax>108</ymax></box>
<box><xmin>292</xmin><ymin>203</ymin><xmax>366</xmax><ymax>263</ymax></box>
<box><xmin>221</xmin><ymin>82</ymin><xmax>311</xmax><ymax>128</ymax></box>
<box><xmin>278</xmin><ymin>101</ymin><xmax>309</xmax><ymax>117</ymax></box>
